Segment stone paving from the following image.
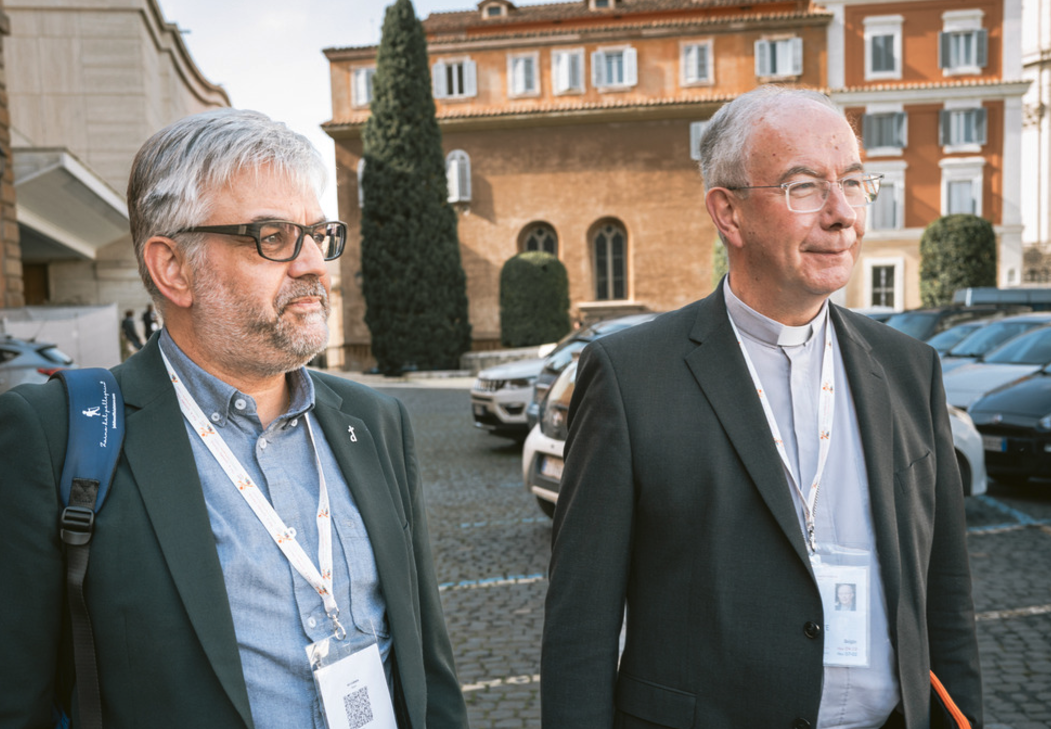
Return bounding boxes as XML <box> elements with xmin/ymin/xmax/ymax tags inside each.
<box><xmin>355</xmin><ymin>376</ymin><xmax>1051</xmax><ymax>728</ymax></box>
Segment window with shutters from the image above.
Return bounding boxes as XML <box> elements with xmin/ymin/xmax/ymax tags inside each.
<box><xmin>432</xmin><ymin>58</ymin><xmax>478</xmax><ymax>99</ymax></box>
<box><xmin>864</xmin><ymin>163</ymin><xmax>906</xmax><ymax>231</ymax></box>
<box><xmin>592</xmin><ymin>46</ymin><xmax>637</xmax><ymax>89</ymax></box>
<box><xmin>446</xmin><ymin>150</ymin><xmax>471</xmax><ymax>203</ymax></box>
<box><xmin>352</xmin><ymin>67</ymin><xmax>376</xmax><ymax>108</ymax></box>
<box><xmin>939</xmin><ymin>10</ymin><xmax>986</xmax><ymax>76</ymax></box>
<box><xmin>593</xmin><ymin>222</ymin><xmax>627</xmax><ymax>301</ymax></box>
<box><xmin>755</xmin><ymin>37</ymin><xmax>803</xmax><ymax>79</ymax></box>
<box><xmin>940</xmin><ymin>157</ymin><xmax>984</xmax><ymax>217</ymax></box>
<box><xmin>862</xmin><ymin>110</ymin><xmax>907</xmax><ymax>155</ymax></box>
<box><xmin>939</xmin><ymin>105</ymin><xmax>987</xmax><ymax>151</ymax></box>
<box><xmin>681</xmin><ymin>41</ymin><xmax>713</xmax><ymax>86</ymax></box>
<box><xmin>507</xmin><ymin>53</ymin><xmax>539</xmax><ymax>97</ymax></box>
<box><xmin>552</xmin><ymin>48</ymin><xmax>585</xmax><ymax>94</ymax></box>
<box><xmin>864</xmin><ymin>16</ymin><xmax>903</xmax><ymax>81</ymax></box>
<box><xmin>521</xmin><ymin>223</ymin><xmax>558</xmax><ymax>256</ymax></box>
<box><xmin>863</xmin><ymin>258</ymin><xmax>904</xmax><ymax>310</ymax></box>
<box><xmin>689</xmin><ymin>121</ymin><xmax>709</xmax><ymax>161</ymax></box>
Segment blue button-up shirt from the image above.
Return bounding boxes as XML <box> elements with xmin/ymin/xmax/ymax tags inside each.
<box><xmin>159</xmin><ymin>331</ymin><xmax>391</xmax><ymax>729</ymax></box>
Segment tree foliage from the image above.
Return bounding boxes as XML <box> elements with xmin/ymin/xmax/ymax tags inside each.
<box><xmin>500</xmin><ymin>252</ymin><xmax>571</xmax><ymax>347</ymax></box>
<box><xmin>919</xmin><ymin>214</ymin><xmax>998</xmax><ymax>307</ymax></box>
<box><xmin>360</xmin><ymin>0</ymin><xmax>471</xmax><ymax>373</ymax></box>
<box><xmin>711</xmin><ymin>236</ymin><xmax>728</xmax><ymax>289</ymax></box>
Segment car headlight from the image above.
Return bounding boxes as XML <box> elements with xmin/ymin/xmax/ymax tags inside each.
<box><xmin>505</xmin><ymin>377</ymin><xmax>535</xmax><ymax>390</ymax></box>
<box><xmin>1039</xmin><ymin>414</ymin><xmax>1051</xmax><ymax>431</ymax></box>
<box><xmin>541</xmin><ymin>404</ymin><xmax>569</xmax><ymax>441</ymax></box>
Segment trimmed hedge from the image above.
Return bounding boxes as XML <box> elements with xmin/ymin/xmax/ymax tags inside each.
<box><xmin>919</xmin><ymin>214</ymin><xmax>997</xmax><ymax>307</ymax></box>
<box><xmin>500</xmin><ymin>252</ymin><xmax>571</xmax><ymax>347</ymax></box>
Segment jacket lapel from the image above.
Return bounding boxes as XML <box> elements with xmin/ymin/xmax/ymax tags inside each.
<box><xmin>683</xmin><ymin>286</ymin><xmax>812</xmax><ymax>567</ymax></box>
<box><xmin>117</xmin><ymin>341</ymin><xmax>254</xmax><ymax>728</ymax></box>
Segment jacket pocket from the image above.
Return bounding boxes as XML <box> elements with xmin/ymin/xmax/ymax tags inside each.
<box><xmin>615</xmin><ymin>672</ymin><xmax>696</xmax><ymax>729</ymax></box>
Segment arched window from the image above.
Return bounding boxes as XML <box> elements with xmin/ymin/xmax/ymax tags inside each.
<box><xmin>521</xmin><ymin>223</ymin><xmax>558</xmax><ymax>256</ymax></box>
<box><xmin>446</xmin><ymin>150</ymin><xmax>471</xmax><ymax>203</ymax></box>
<box><xmin>357</xmin><ymin>158</ymin><xmax>366</xmax><ymax>208</ymax></box>
<box><xmin>592</xmin><ymin>222</ymin><xmax>627</xmax><ymax>300</ymax></box>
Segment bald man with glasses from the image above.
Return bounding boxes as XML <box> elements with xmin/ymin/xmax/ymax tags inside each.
<box><xmin>0</xmin><ymin>109</ymin><xmax>468</xmax><ymax>729</ymax></box>
<box><xmin>542</xmin><ymin>87</ymin><xmax>981</xmax><ymax>728</ymax></box>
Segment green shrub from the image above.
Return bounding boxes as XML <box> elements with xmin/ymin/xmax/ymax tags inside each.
<box><xmin>500</xmin><ymin>252</ymin><xmax>571</xmax><ymax>347</ymax></box>
<box><xmin>919</xmin><ymin>214</ymin><xmax>997</xmax><ymax>307</ymax></box>
<box><xmin>711</xmin><ymin>236</ymin><xmax>728</xmax><ymax>289</ymax></box>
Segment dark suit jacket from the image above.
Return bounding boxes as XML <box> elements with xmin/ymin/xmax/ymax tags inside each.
<box><xmin>0</xmin><ymin>337</ymin><xmax>468</xmax><ymax>729</ymax></box>
<box><xmin>541</xmin><ymin>286</ymin><xmax>982</xmax><ymax>728</ymax></box>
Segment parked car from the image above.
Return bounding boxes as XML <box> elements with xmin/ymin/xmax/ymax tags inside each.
<box><xmin>470</xmin><ymin>357</ymin><xmax>545</xmax><ymax>440</ymax></box>
<box><xmin>851</xmin><ymin>306</ymin><xmax>895</xmax><ymax>323</ymax></box>
<box><xmin>526</xmin><ymin>313</ymin><xmax>658</xmax><ymax>427</ymax></box>
<box><xmin>522</xmin><ymin>359</ymin><xmax>986</xmax><ymax>518</ymax></box>
<box><xmin>884</xmin><ymin>305</ymin><xmax>1028</xmax><ymax>342</ymax></box>
<box><xmin>0</xmin><ymin>335</ymin><xmax>74</xmax><ymax>394</ymax></box>
<box><xmin>940</xmin><ymin>313</ymin><xmax>1051</xmax><ymax>374</ymax></box>
<box><xmin>943</xmin><ymin>325</ymin><xmax>1051</xmax><ymax>408</ymax></box>
<box><xmin>969</xmin><ymin>366</ymin><xmax>1051</xmax><ymax>485</ymax></box>
<box><xmin>925</xmin><ymin>321</ymin><xmax>989</xmax><ymax>356</ymax></box>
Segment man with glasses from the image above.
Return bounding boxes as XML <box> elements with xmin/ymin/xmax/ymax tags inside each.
<box><xmin>0</xmin><ymin>109</ymin><xmax>468</xmax><ymax>728</ymax></box>
<box><xmin>543</xmin><ymin>86</ymin><xmax>981</xmax><ymax>728</ymax></box>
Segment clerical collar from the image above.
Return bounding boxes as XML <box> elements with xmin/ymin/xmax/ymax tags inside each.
<box><xmin>723</xmin><ymin>280</ymin><xmax>826</xmax><ymax>348</ymax></box>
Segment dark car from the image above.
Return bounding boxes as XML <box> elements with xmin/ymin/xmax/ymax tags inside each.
<box><xmin>969</xmin><ymin>367</ymin><xmax>1051</xmax><ymax>485</ymax></box>
<box><xmin>0</xmin><ymin>335</ymin><xmax>75</xmax><ymax>394</ymax></box>
<box><xmin>525</xmin><ymin>313</ymin><xmax>658</xmax><ymax>426</ymax></box>
<box><xmin>925</xmin><ymin>320</ymin><xmax>989</xmax><ymax>355</ymax></box>
<box><xmin>884</xmin><ymin>305</ymin><xmax>1029</xmax><ymax>342</ymax></box>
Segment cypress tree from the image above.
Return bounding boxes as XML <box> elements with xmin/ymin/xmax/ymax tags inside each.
<box><xmin>360</xmin><ymin>0</ymin><xmax>472</xmax><ymax>374</ymax></box>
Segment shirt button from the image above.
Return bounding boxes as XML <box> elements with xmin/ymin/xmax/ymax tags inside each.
<box><xmin>234</xmin><ymin>398</ymin><xmax>247</xmax><ymax>410</ymax></box>
<box><xmin>803</xmin><ymin>621</ymin><xmax>821</xmax><ymax>639</ymax></box>
<box><xmin>308</xmin><ymin>617</ymin><xmax>317</xmax><ymax>628</ymax></box>
<box><xmin>210</xmin><ymin>412</ymin><xmax>221</xmax><ymax>423</ymax></box>
<box><xmin>258</xmin><ymin>438</ymin><xmax>268</xmax><ymax>450</ymax></box>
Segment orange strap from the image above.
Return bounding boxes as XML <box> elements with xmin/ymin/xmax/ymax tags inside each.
<box><xmin>931</xmin><ymin>670</ymin><xmax>971</xmax><ymax>729</ymax></box>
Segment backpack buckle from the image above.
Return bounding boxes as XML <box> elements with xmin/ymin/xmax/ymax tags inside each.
<box><xmin>60</xmin><ymin>505</ymin><xmax>95</xmax><ymax>546</ymax></box>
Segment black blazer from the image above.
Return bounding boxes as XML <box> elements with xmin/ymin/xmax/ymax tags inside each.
<box><xmin>0</xmin><ymin>337</ymin><xmax>468</xmax><ymax>728</ymax></box>
<box><xmin>542</xmin><ymin>285</ymin><xmax>982</xmax><ymax>728</ymax></box>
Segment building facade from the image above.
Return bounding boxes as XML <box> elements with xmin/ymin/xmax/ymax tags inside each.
<box><xmin>4</xmin><ymin>0</ymin><xmax>228</xmax><ymax>312</ymax></box>
<box><xmin>325</xmin><ymin>0</ymin><xmax>1025</xmax><ymax>364</ymax></box>
<box><xmin>1020</xmin><ymin>0</ymin><xmax>1050</xmax><ymax>280</ymax></box>
<box><xmin>0</xmin><ymin>1</ymin><xmax>18</xmax><ymax>308</ymax></box>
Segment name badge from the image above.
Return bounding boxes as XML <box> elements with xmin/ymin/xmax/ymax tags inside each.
<box><xmin>811</xmin><ymin>547</ymin><xmax>871</xmax><ymax>668</ymax></box>
<box><xmin>307</xmin><ymin>638</ymin><xmax>397</xmax><ymax>729</ymax></box>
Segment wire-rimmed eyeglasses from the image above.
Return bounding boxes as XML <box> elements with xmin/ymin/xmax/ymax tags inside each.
<box><xmin>725</xmin><ymin>174</ymin><xmax>883</xmax><ymax>214</ymax></box>
<box><xmin>178</xmin><ymin>220</ymin><xmax>348</xmax><ymax>262</ymax></box>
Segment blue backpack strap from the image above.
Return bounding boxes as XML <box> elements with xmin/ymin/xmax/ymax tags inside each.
<box><xmin>50</xmin><ymin>367</ymin><xmax>124</xmax><ymax>729</ymax></box>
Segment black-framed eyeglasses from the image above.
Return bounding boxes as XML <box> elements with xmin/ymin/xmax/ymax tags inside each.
<box><xmin>178</xmin><ymin>220</ymin><xmax>347</xmax><ymax>262</ymax></box>
<box><xmin>725</xmin><ymin>173</ymin><xmax>883</xmax><ymax>213</ymax></box>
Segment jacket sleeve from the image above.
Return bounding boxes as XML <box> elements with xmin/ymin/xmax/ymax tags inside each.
<box><xmin>0</xmin><ymin>383</ymin><xmax>71</xmax><ymax>728</ymax></box>
<box><xmin>542</xmin><ymin>341</ymin><xmax>634</xmax><ymax>728</ymax></box>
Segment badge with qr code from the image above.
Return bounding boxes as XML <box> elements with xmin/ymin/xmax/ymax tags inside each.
<box><xmin>307</xmin><ymin>639</ymin><xmax>397</xmax><ymax>729</ymax></box>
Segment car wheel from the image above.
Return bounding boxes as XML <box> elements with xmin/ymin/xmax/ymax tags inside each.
<box><xmin>536</xmin><ymin>496</ymin><xmax>555</xmax><ymax>519</ymax></box>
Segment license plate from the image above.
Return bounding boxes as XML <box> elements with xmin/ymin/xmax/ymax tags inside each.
<box><xmin>982</xmin><ymin>435</ymin><xmax>1006</xmax><ymax>453</ymax></box>
<box><xmin>540</xmin><ymin>455</ymin><xmax>564</xmax><ymax>481</ymax></box>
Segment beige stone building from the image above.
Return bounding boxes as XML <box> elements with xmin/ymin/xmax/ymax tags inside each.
<box><xmin>6</xmin><ymin>0</ymin><xmax>228</xmax><ymax>311</ymax></box>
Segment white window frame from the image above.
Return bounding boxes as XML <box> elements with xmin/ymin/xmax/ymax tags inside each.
<box><xmin>432</xmin><ymin>57</ymin><xmax>478</xmax><ymax>99</ymax></box>
<box><xmin>939</xmin><ymin>9</ymin><xmax>987</xmax><ymax>76</ymax></box>
<box><xmin>680</xmin><ymin>40</ymin><xmax>714</xmax><ymax>87</ymax></box>
<box><xmin>689</xmin><ymin>121</ymin><xmax>709</xmax><ymax>162</ymax></box>
<box><xmin>940</xmin><ymin>99</ymin><xmax>987</xmax><ymax>153</ymax></box>
<box><xmin>863</xmin><ymin>256</ymin><xmax>906</xmax><ymax>311</ymax></box>
<box><xmin>755</xmin><ymin>37</ymin><xmax>803</xmax><ymax>79</ymax></box>
<box><xmin>592</xmin><ymin>45</ymin><xmax>638</xmax><ymax>90</ymax></box>
<box><xmin>507</xmin><ymin>52</ymin><xmax>540</xmax><ymax>98</ymax></box>
<box><xmin>352</xmin><ymin>66</ymin><xmax>376</xmax><ymax>108</ymax></box>
<box><xmin>864</xmin><ymin>161</ymin><xmax>907</xmax><ymax>232</ymax></box>
<box><xmin>446</xmin><ymin>150</ymin><xmax>471</xmax><ymax>203</ymax></box>
<box><xmin>481</xmin><ymin>1</ymin><xmax>506</xmax><ymax>18</ymax></box>
<box><xmin>862</xmin><ymin>102</ymin><xmax>907</xmax><ymax>156</ymax></box>
<box><xmin>864</xmin><ymin>15</ymin><xmax>903</xmax><ymax>81</ymax></box>
<box><xmin>552</xmin><ymin>48</ymin><xmax>585</xmax><ymax>95</ymax></box>
<box><xmin>940</xmin><ymin>156</ymin><xmax>985</xmax><ymax>217</ymax></box>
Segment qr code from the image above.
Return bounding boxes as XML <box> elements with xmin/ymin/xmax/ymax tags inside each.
<box><xmin>343</xmin><ymin>686</ymin><xmax>373</xmax><ymax>729</ymax></box>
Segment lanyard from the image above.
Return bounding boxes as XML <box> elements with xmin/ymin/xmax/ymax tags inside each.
<box><xmin>160</xmin><ymin>350</ymin><xmax>347</xmax><ymax>640</ymax></box>
<box><xmin>726</xmin><ymin>308</ymin><xmax>836</xmax><ymax>554</ymax></box>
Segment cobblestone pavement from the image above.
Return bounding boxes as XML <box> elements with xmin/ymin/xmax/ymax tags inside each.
<box><xmin>357</xmin><ymin>377</ymin><xmax>1051</xmax><ymax>728</ymax></box>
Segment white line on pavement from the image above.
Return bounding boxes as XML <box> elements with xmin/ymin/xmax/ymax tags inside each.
<box><xmin>462</xmin><ymin>673</ymin><xmax>540</xmax><ymax>692</ymax></box>
<box><xmin>976</xmin><ymin>603</ymin><xmax>1051</xmax><ymax>621</ymax></box>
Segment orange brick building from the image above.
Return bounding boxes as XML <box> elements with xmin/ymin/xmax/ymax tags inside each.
<box><xmin>324</xmin><ymin>0</ymin><xmax>1025</xmax><ymax>365</ymax></box>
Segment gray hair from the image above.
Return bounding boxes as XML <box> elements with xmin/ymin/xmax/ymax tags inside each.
<box><xmin>698</xmin><ymin>86</ymin><xmax>844</xmax><ymax>193</ymax></box>
<box><xmin>127</xmin><ymin>108</ymin><xmax>327</xmax><ymax>303</ymax></box>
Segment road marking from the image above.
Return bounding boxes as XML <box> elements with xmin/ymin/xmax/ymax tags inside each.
<box><xmin>976</xmin><ymin>603</ymin><xmax>1051</xmax><ymax>621</ymax></box>
<box><xmin>973</xmin><ymin>495</ymin><xmax>1039</xmax><ymax>525</ymax></box>
<box><xmin>462</xmin><ymin>673</ymin><xmax>540</xmax><ymax>692</ymax></box>
<box><xmin>439</xmin><ymin>574</ymin><xmax>547</xmax><ymax>592</ymax></box>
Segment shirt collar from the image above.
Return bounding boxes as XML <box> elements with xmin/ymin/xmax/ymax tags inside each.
<box><xmin>158</xmin><ymin>328</ymin><xmax>315</xmax><ymax>427</ymax></box>
<box><xmin>723</xmin><ymin>278</ymin><xmax>826</xmax><ymax>348</ymax></box>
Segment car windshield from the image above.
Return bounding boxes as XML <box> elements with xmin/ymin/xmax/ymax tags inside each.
<box><xmin>885</xmin><ymin>312</ymin><xmax>938</xmax><ymax>338</ymax></box>
<box><xmin>949</xmin><ymin>321</ymin><xmax>1048</xmax><ymax>358</ymax></box>
<box><xmin>38</xmin><ymin>345</ymin><xmax>73</xmax><ymax>365</ymax></box>
<box><xmin>984</xmin><ymin>326</ymin><xmax>1051</xmax><ymax>365</ymax></box>
<box><xmin>927</xmin><ymin>323</ymin><xmax>982</xmax><ymax>352</ymax></box>
<box><xmin>544</xmin><ymin>340</ymin><xmax>586</xmax><ymax>373</ymax></box>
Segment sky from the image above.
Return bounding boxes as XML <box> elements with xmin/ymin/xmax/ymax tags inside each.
<box><xmin>157</xmin><ymin>0</ymin><xmax>559</xmax><ymax>216</ymax></box>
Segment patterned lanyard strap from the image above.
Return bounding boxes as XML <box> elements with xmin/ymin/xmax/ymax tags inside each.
<box><xmin>726</xmin><ymin>307</ymin><xmax>836</xmax><ymax>554</ymax></box>
<box><xmin>160</xmin><ymin>350</ymin><xmax>346</xmax><ymax>640</ymax></box>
